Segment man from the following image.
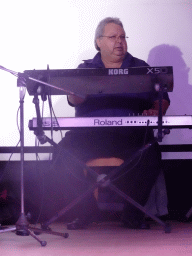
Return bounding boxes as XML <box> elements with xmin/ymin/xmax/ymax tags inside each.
<box><xmin>53</xmin><ymin>17</ymin><xmax>170</xmax><ymax>229</ymax></box>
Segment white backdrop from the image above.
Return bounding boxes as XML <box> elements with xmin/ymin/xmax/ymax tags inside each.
<box><xmin>0</xmin><ymin>0</ymin><xmax>192</xmax><ymax>160</ymax></box>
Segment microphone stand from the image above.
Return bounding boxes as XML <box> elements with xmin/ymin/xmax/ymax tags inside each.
<box><xmin>0</xmin><ymin>66</ymin><xmax>69</xmax><ymax>246</ymax></box>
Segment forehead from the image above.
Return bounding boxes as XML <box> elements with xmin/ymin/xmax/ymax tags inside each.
<box><xmin>103</xmin><ymin>22</ymin><xmax>125</xmax><ymax>35</ymax></box>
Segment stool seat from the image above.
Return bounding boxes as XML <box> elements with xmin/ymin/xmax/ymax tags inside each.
<box><xmin>86</xmin><ymin>157</ymin><xmax>124</xmax><ymax>167</ymax></box>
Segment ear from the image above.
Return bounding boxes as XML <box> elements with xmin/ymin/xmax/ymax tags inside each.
<box><xmin>96</xmin><ymin>38</ymin><xmax>102</xmax><ymax>49</ymax></box>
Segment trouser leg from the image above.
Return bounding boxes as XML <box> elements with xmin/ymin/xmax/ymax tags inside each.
<box><xmin>115</xmin><ymin>142</ymin><xmax>162</xmax><ymax>224</ymax></box>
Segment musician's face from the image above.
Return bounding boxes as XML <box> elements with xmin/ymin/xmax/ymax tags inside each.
<box><xmin>97</xmin><ymin>23</ymin><xmax>127</xmax><ymax>64</ymax></box>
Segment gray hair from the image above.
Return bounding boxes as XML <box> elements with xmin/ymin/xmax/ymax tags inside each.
<box><xmin>94</xmin><ymin>17</ymin><xmax>124</xmax><ymax>51</ymax></box>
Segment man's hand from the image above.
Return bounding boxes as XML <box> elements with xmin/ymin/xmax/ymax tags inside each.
<box><xmin>68</xmin><ymin>95</ymin><xmax>87</xmax><ymax>106</ymax></box>
<box><xmin>142</xmin><ymin>99</ymin><xmax>170</xmax><ymax>116</ymax></box>
<box><xmin>143</xmin><ymin>109</ymin><xmax>158</xmax><ymax>116</ymax></box>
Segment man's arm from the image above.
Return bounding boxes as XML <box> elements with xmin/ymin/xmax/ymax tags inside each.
<box><xmin>143</xmin><ymin>99</ymin><xmax>170</xmax><ymax>116</ymax></box>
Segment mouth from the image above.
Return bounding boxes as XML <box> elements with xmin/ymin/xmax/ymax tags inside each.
<box><xmin>115</xmin><ymin>46</ymin><xmax>123</xmax><ymax>50</ymax></box>
<box><xmin>114</xmin><ymin>47</ymin><xmax>124</xmax><ymax>53</ymax></box>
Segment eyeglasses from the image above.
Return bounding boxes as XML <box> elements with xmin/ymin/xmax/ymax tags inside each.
<box><xmin>100</xmin><ymin>35</ymin><xmax>128</xmax><ymax>42</ymax></box>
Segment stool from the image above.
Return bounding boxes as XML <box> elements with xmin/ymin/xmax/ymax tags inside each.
<box><xmin>86</xmin><ymin>157</ymin><xmax>168</xmax><ymax>216</ymax></box>
<box><xmin>86</xmin><ymin>157</ymin><xmax>124</xmax><ymax>211</ymax></box>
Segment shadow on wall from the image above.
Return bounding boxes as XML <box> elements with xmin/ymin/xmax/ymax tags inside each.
<box><xmin>147</xmin><ymin>44</ymin><xmax>192</xmax><ymax>156</ymax></box>
<box><xmin>147</xmin><ymin>44</ymin><xmax>191</xmax><ymax>115</ymax></box>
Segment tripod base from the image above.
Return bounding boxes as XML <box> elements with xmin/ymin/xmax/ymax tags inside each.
<box><xmin>0</xmin><ymin>213</ymin><xmax>69</xmax><ymax>246</ymax></box>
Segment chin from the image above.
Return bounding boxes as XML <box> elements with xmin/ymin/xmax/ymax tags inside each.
<box><xmin>114</xmin><ymin>54</ymin><xmax>125</xmax><ymax>61</ymax></box>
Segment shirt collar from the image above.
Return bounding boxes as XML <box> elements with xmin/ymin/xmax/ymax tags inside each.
<box><xmin>83</xmin><ymin>52</ymin><xmax>104</xmax><ymax>68</ymax></box>
<box><xmin>83</xmin><ymin>51</ymin><xmax>133</xmax><ymax>68</ymax></box>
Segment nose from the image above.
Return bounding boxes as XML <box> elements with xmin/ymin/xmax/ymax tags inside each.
<box><xmin>116</xmin><ymin>36</ymin><xmax>123</xmax><ymax>43</ymax></box>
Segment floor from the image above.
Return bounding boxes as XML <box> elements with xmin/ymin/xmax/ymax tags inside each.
<box><xmin>0</xmin><ymin>220</ymin><xmax>192</xmax><ymax>256</ymax></box>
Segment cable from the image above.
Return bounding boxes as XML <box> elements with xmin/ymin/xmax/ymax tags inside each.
<box><xmin>32</xmin><ymin>95</ymin><xmax>63</xmax><ymax>225</ymax></box>
<box><xmin>48</xmin><ymin>94</ymin><xmax>63</xmax><ymax>140</ymax></box>
<box><xmin>32</xmin><ymin>99</ymin><xmax>46</xmax><ymax>225</ymax></box>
